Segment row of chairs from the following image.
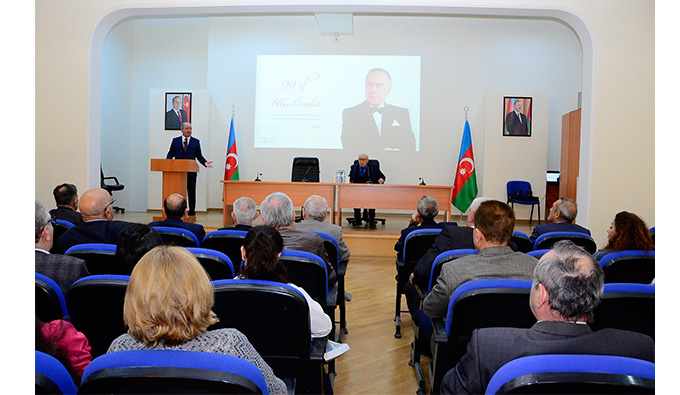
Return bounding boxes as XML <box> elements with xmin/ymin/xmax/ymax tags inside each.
<box><xmin>36</xmin><ymin>274</ymin><xmax>328</xmax><ymax>394</ymax></box>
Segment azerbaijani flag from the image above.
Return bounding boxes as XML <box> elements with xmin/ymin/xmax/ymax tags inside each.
<box><xmin>183</xmin><ymin>94</ymin><xmax>191</xmax><ymax>123</ymax></box>
<box><xmin>224</xmin><ymin>116</ymin><xmax>239</xmax><ymax>180</ymax></box>
<box><xmin>452</xmin><ymin>120</ymin><xmax>478</xmax><ymax>212</ymax></box>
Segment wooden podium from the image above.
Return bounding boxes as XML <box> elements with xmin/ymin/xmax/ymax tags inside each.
<box><xmin>150</xmin><ymin>159</ymin><xmax>199</xmax><ymax>221</ymax></box>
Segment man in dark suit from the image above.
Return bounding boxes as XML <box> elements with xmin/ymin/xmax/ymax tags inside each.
<box><xmin>260</xmin><ymin>192</ymin><xmax>336</xmax><ymax>286</ymax></box>
<box><xmin>504</xmin><ymin>99</ymin><xmax>530</xmax><ymax>136</ymax></box>
<box><xmin>341</xmin><ymin>68</ymin><xmax>415</xmax><ymax>153</ymax></box>
<box><xmin>219</xmin><ymin>196</ymin><xmax>259</xmax><ymax>231</ymax></box>
<box><xmin>441</xmin><ymin>240</ymin><xmax>655</xmax><ymax>394</ymax></box>
<box><xmin>165</xmin><ymin>95</ymin><xmax>188</xmax><ymax>130</ymax></box>
<box><xmin>49</xmin><ymin>183</ymin><xmax>84</xmax><ymax>226</ymax></box>
<box><xmin>348</xmin><ymin>153</ymin><xmax>386</xmax><ymax>228</ymax></box>
<box><xmin>394</xmin><ymin>195</ymin><xmax>444</xmax><ymax>261</ymax></box>
<box><xmin>58</xmin><ymin>188</ymin><xmax>134</xmax><ymax>253</ymax></box>
<box><xmin>35</xmin><ymin>201</ymin><xmax>90</xmax><ymax>294</ymax></box>
<box><xmin>166</xmin><ymin>122</ymin><xmax>213</xmax><ymax>216</ymax></box>
<box><xmin>149</xmin><ymin>193</ymin><xmax>206</xmax><ymax>241</ymax></box>
<box><xmin>529</xmin><ymin>196</ymin><xmax>591</xmax><ymax>243</ymax></box>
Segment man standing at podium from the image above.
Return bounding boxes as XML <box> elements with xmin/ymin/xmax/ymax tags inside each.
<box><xmin>166</xmin><ymin>122</ymin><xmax>213</xmax><ymax>216</ymax></box>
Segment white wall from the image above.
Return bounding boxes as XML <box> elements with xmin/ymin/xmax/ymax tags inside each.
<box><xmin>100</xmin><ymin>14</ymin><xmax>582</xmax><ymax>212</ymax></box>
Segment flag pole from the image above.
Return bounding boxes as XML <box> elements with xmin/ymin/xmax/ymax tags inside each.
<box><xmin>459</xmin><ymin>106</ymin><xmax>470</xmax><ymax>224</ymax></box>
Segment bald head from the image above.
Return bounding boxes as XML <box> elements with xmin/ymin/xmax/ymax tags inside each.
<box><xmin>80</xmin><ymin>188</ymin><xmax>114</xmax><ymax>221</ymax></box>
<box><xmin>164</xmin><ymin>193</ymin><xmax>187</xmax><ymax>219</ymax></box>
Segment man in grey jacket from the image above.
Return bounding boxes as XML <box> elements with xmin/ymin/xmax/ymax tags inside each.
<box><xmin>294</xmin><ymin>195</ymin><xmax>350</xmax><ymax>263</ymax></box>
<box><xmin>423</xmin><ymin>200</ymin><xmax>537</xmax><ymax>319</ymax></box>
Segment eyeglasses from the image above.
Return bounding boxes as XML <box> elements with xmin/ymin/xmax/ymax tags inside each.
<box><xmin>107</xmin><ymin>199</ymin><xmax>116</xmax><ymax>208</ymax></box>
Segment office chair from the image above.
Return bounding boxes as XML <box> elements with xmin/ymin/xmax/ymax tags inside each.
<box><xmin>291</xmin><ymin>157</ymin><xmax>320</xmax><ymax>182</ymax></box>
<box><xmin>506</xmin><ymin>180</ymin><xmax>540</xmax><ymax>225</ymax></box>
<box><xmin>100</xmin><ymin>166</ymin><xmax>125</xmax><ymax>213</ymax></box>
<box><xmin>485</xmin><ymin>354</ymin><xmax>655</xmax><ymax>394</ymax></box>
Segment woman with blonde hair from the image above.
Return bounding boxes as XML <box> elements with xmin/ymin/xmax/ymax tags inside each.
<box><xmin>107</xmin><ymin>245</ymin><xmax>286</xmax><ymax>394</ymax></box>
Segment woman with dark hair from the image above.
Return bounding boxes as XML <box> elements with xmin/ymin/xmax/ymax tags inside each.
<box><xmin>36</xmin><ymin>316</ymin><xmax>92</xmax><ymax>385</ymax></box>
<box><xmin>593</xmin><ymin>211</ymin><xmax>655</xmax><ymax>261</ymax></box>
<box><xmin>114</xmin><ymin>223</ymin><xmax>163</xmax><ymax>275</ymax></box>
<box><xmin>238</xmin><ymin>225</ymin><xmax>332</xmax><ymax>338</ymax></box>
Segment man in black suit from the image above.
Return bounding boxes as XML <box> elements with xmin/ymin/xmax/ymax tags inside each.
<box><xmin>529</xmin><ymin>197</ymin><xmax>591</xmax><ymax>243</ymax></box>
<box><xmin>165</xmin><ymin>95</ymin><xmax>189</xmax><ymax>130</ymax></box>
<box><xmin>394</xmin><ymin>195</ymin><xmax>444</xmax><ymax>261</ymax></box>
<box><xmin>341</xmin><ymin>68</ymin><xmax>415</xmax><ymax>153</ymax></box>
<box><xmin>348</xmin><ymin>153</ymin><xmax>386</xmax><ymax>228</ymax></box>
<box><xmin>49</xmin><ymin>183</ymin><xmax>84</xmax><ymax>226</ymax></box>
<box><xmin>441</xmin><ymin>240</ymin><xmax>655</xmax><ymax>394</ymax></box>
<box><xmin>219</xmin><ymin>196</ymin><xmax>259</xmax><ymax>231</ymax></box>
<box><xmin>35</xmin><ymin>201</ymin><xmax>90</xmax><ymax>294</ymax></box>
<box><xmin>149</xmin><ymin>193</ymin><xmax>206</xmax><ymax>241</ymax></box>
<box><xmin>504</xmin><ymin>99</ymin><xmax>530</xmax><ymax>136</ymax></box>
<box><xmin>58</xmin><ymin>188</ymin><xmax>134</xmax><ymax>253</ymax></box>
<box><xmin>166</xmin><ymin>122</ymin><xmax>213</xmax><ymax>216</ymax></box>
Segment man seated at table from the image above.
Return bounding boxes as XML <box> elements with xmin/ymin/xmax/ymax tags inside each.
<box><xmin>349</xmin><ymin>153</ymin><xmax>385</xmax><ymax>228</ymax></box>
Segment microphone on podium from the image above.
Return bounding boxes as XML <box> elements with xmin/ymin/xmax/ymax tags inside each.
<box><xmin>255</xmin><ymin>173</ymin><xmax>262</xmax><ymax>182</ymax></box>
<box><xmin>419</xmin><ymin>178</ymin><xmax>426</xmax><ymax>185</ymax></box>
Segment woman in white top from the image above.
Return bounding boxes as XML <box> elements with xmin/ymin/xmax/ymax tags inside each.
<box><xmin>238</xmin><ymin>225</ymin><xmax>332</xmax><ymax>338</ymax></box>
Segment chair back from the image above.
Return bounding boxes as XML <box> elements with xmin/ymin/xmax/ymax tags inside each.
<box><xmin>65</xmin><ymin>275</ymin><xmax>130</xmax><ymax>358</ymax></box>
<box><xmin>279</xmin><ymin>249</ymin><xmax>328</xmax><ymax>303</ymax></box>
<box><xmin>527</xmin><ymin>249</ymin><xmax>550</xmax><ymax>259</ymax></box>
<box><xmin>506</xmin><ymin>181</ymin><xmax>538</xmax><ymax>203</ymax></box>
<box><xmin>591</xmin><ymin>283</ymin><xmax>654</xmax><ymax>339</ymax></box>
<box><xmin>446</xmin><ymin>279</ymin><xmax>534</xmax><ymax>369</ymax></box>
<box><xmin>50</xmin><ymin>220</ymin><xmax>75</xmax><ymax>254</ymax></box>
<box><xmin>35</xmin><ymin>350</ymin><xmax>78</xmax><ymax>395</ymax></box>
<box><xmin>510</xmin><ymin>231</ymin><xmax>533</xmax><ymax>253</ymax></box>
<box><xmin>428</xmin><ymin>249</ymin><xmax>479</xmax><ymax>292</ymax></box>
<box><xmin>485</xmin><ymin>354</ymin><xmax>655</xmax><ymax>394</ymax></box>
<box><xmin>403</xmin><ymin>228</ymin><xmax>442</xmax><ymax>265</ymax></box>
<box><xmin>185</xmin><ymin>247</ymin><xmax>235</xmax><ymax>281</ymax></box>
<box><xmin>36</xmin><ymin>273</ymin><xmax>69</xmax><ymax>322</ymax></box>
<box><xmin>210</xmin><ymin>279</ymin><xmax>311</xmax><ymax>389</ymax></box>
<box><xmin>65</xmin><ymin>243</ymin><xmax>117</xmax><ymax>275</ymax></box>
<box><xmin>80</xmin><ymin>350</ymin><xmax>268</xmax><ymax>394</ymax></box>
<box><xmin>534</xmin><ymin>231</ymin><xmax>597</xmax><ymax>254</ymax></box>
<box><xmin>202</xmin><ymin>230</ymin><xmax>248</xmax><ymax>273</ymax></box>
<box><xmin>152</xmin><ymin>226</ymin><xmax>201</xmax><ymax>247</ymax></box>
<box><xmin>599</xmin><ymin>250</ymin><xmax>655</xmax><ymax>284</ymax></box>
<box><xmin>314</xmin><ymin>232</ymin><xmax>340</xmax><ymax>272</ymax></box>
<box><xmin>291</xmin><ymin>157</ymin><xmax>320</xmax><ymax>182</ymax></box>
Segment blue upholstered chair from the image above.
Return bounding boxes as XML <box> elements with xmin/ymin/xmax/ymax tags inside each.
<box><xmin>510</xmin><ymin>230</ymin><xmax>532</xmax><ymax>253</ymax></box>
<box><xmin>506</xmin><ymin>180</ymin><xmax>541</xmax><ymax>225</ymax></box>
<box><xmin>185</xmin><ymin>247</ymin><xmax>235</xmax><ymax>281</ymax></box>
<box><xmin>533</xmin><ymin>231</ymin><xmax>597</xmax><ymax>254</ymax></box>
<box><xmin>49</xmin><ymin>219</ymin><xmax>75</xmax><ymax>254</ymax></box>
<box><xmin>35</xmin><ymin>272</ymin><xmax>69</xmax><ymax>323</ymax></box>
<box><xmin>64</xmin><ymin>243</ymin><xmax>117</xmax><ymax>275</ymax></box>
<box><xmin>152</xmin><ymin>225</ymin><xmax>201</xmax><ymax>247</ymax></box>
<box><xmin>35</xmin><ymin>350</ymin><xmax>78</xmax><ymax>395</ymax></box>
<box><xmin>202</xmin><ymin>229</ymin><xmax>248</xmax><ymax>273</ymax></box>
<box><xmin>599</xmin><ymin>250</ymin><xmax>655</xmax><ymax>284</ymax></box>
<box><xmin>314</xmin><ymin>231</ymin><xmax>349</xmax><ymax>341</ymax></box>
<box><xmin>591</xmin><ymin>283</ymin><xmax>655</xmax><ymax>339</ymax></box>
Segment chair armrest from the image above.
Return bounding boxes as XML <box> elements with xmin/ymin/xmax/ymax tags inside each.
<box><xmin>432</xmin><ymin>317</ymin><xmax>447</xmax><ymax>346</ymax></box>
<box><xmin>326</xmin><ymin>282</ymin><xmax>338</xmax><ymax>311</ymax></box>
<box><xmin>414</xmin><ymin>283</ymin><xmax>428</xmax><ymax>301</ymax></box>
<box><xmin>310</xmin><ymin>337</ymin><xmax>327</xmax><ymax>362</ymax></box>
<box><xmin>396</xmin><ymin>258</ymin><xmax>404</xmax><ymax>268</ymax></box>
<box><xmin>102</xmin><ymin>176</ymin><xmax>120</xmax><ymax>184</ymax></box>
<box><xmin>338</xmin><ymin>260</ymin><xmax>348</xmax><ymax>276</ymax></box>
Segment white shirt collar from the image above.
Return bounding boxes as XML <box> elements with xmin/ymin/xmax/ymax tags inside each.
<box><xmin>35</xmin><ymin>248</ymin><xmax>50</xmax><ymax>254</ymax></box>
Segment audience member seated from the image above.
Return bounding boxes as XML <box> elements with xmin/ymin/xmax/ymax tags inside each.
<box><xmin>394</xmin><ymin>195</ymin><xmax>444</xmax><ymax>261</ymax></box>
<box><xmin>260</xmin><ymin>192</ymin><xmax>336</xmax><ymax>286</ymax></box>
<box><xmin>149</xmin><ymin>193</ymin><xmax>206</xmax><ymax>241</ymax></box>
<box><xmin>219</xmin><ymin>196</ymin><xmax>259</xmax><ymax>231</ymax></box>
<box><xmin>49</xmin><ymin>183</ymin><xmax>85</xmax><ymax>226</ymax></box>
<box><xmin>36</xmin><ymin>316</ymin><xmax>93</xmax><ymax>385</ymax></box>
<box><xmin>440</xmin><ymin>240</ymin><xmax>655</xmax><ymax>394</ymax></box>
<box><xmin>113</xmin><ymin>224</ymin><xmax>163</xmax><ymax>275</ymax></box>
<box><xmin>107</xmin><ymin>245</ymin><xmax>287</xmax><ymax>394</ymax></box>
<box><xmin>529</xmin><ymin>196</ymin><xmax>591</xmax><ymax>243</ymax></box>
<box><xmin>423</xmin><ymin>200</ymin><xmax>538</xmax><ymax>319</ymax></box>
<box><xmin>593</xmin><ymin>211</ymin><xmax>655</xmax><ymax>261</ymax></box>
<box><xmin>237</xmin><ymin>225</ymin><xmax>333</xmax><ymax>338</ymax></box>
<box><xmin>406</xmin><ymin>197</ymin><xmax>490</xmax><ymax>317</ymax></box>
<box><xmin>35</xmin><ymin>201</ymin><xmax>90</xmax><ymax>294</ymax></box>
<box><xmin>58</xmin><ymin>188</ymin><xmax>134</xmax><ymax>253</ymax></box>
<box><xmin>294</xmin><ymin>195</ymin><xmax>350</xmax><ymax>263</ymax></box>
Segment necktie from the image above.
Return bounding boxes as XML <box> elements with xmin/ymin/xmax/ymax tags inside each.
<box><xmin>517</xmin><ymin>113</ymin><xmax>522</xmax><ymax>124</ymax></box>
<box><xmin>183</xmin><ymin>138</ymin><xmax>188</xmax><ymax>152</ymax></box>
<box><xmin>178</xmin><ymin>110</ymin><xmax>182</xmax><ymax>123</ymax></box>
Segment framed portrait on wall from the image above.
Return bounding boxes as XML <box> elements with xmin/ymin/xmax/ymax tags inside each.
<box><xmin>503</xmin><ymin>96</ymin><xmax>532</xmax><ymax>137</ymax></box>
<box><xmin>165</xmin><ymin>92</ymin><xmax>192</xmax><ymax>130</ymax></box>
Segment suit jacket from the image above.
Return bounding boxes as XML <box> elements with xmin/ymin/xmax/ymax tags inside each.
<box><xmin>394</xmin><ymin>219</ymin><xmax>445</xmax><ymax>261</ymax></box>
<box><xmin>278</xmin><ymin>228</ymin><xmax>337</xmax><ymax>286</ymax></box>
<box><xmin>341</xmin><ymin>101</ymin><xmax>415</xmax><ymax>153</ymax></box>
<box><xmin>412</xmin><ymin>224</ymin><xmax>473</xmax><ymax>291</ymax></box>
<box><xmin>442</xmin><ymin>321</ymin><xmax>655</xmax><ymax>395</ymax></box>
<box><xmin>529</xmin><ymin>221</ymin><xmax>591</xmax><ymax>243</ymax></box>
<box><xmin>166</xmin><ymin>136</ymin><xmax>208</xmax><ymax>166</ymax></box>
<box><xmin>49</xmin><ymin>207</ymin><xmax>84</xmax><ymax>226</ymax></box>
<box><xmin>58</xmin><ymin>220</ymin><xmax>134</xmax><ymax>253</ymax></box>
<box><xmin>423</xmin><ymin>246</ymin><xmax>537</xmax><ymax>318</ymax></box>
<box><xmin>293</xmin><ymin>219</ymin><xmax>350</xmax><ymax>262</ymax></box>
<box><xmin>349</xmin><ymin>160</ymin><xmax>385</xmax><ymax>184</ymax></box>
<box><xmin>165</xmin><ymin>108</ymin><xmax>188</xmax><ymax>130</ymax></box>
<box><xmin>505</xmin><ymin>111</ymin><xmax>529</xmax><ymax>136</ymax></box>
<box><xmin>35</xmin><ymin>250</ymin><xmax>90</xmax><ymax>295</ymax></box>
<box><xmin>149</xmin><ymin>217</ymin><xmax>206</xmax><ymax>242</ymax></box>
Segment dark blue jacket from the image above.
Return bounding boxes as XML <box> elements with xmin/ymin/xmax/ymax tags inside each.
<box><xmin>149</xmin><ymin>217</ymin><xmax>206</xmax><ymax>242</ymax></box>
